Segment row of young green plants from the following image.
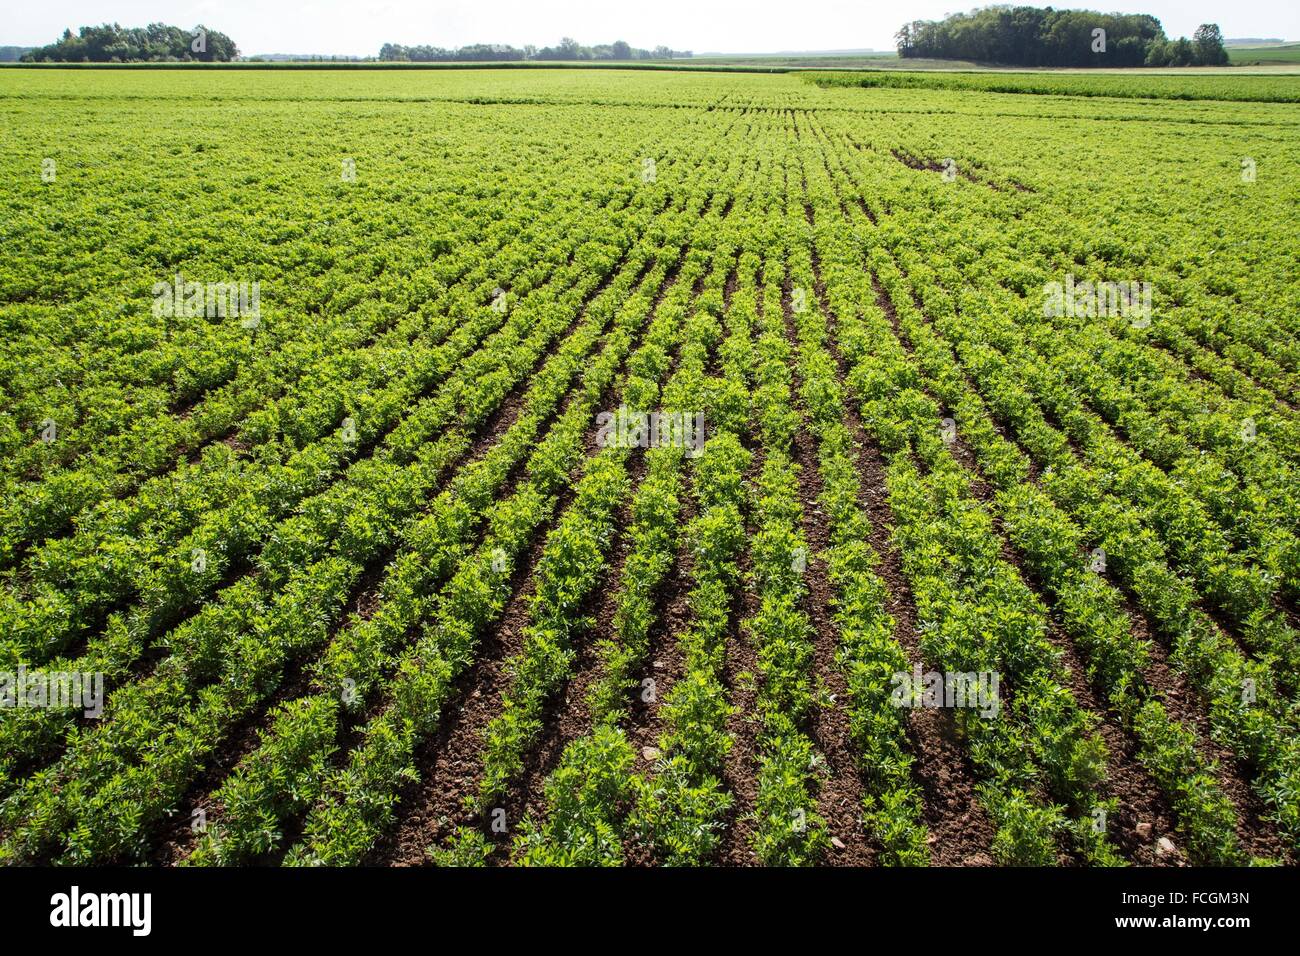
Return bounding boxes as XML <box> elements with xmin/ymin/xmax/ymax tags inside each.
<box><xmin>507</xmin><ymin>441</ymin><xmax>689</xmax><ymax>867</ymax></box>
<box><xmin>433</xmin><ymin>136</ymin><xmax>812</xmax><ymax>868</ymax></box>
<box><xmin>842</xmin><ymin>243</ymin><xmax>1252</xmax><ymax>864</ymax></box>
<box><xmin>917</xmin><ymin>311</ymin><xmax>1287</xmax><ymax>859</ymax></box>
<box><xmin>806</xmin><ymin>124</ymin><xmax>1290</xmax><ymax>858</ymax></box>
<box><xmin>740</xmin><ymin>206</ymin><xmax>832</xmax><ymax>865</ymax></box>
<box><xmin>1018</xmin><ymin>310</ymin><xmax>1300</xmax><ymax>596</ymax></box>
<box><xmin>850</xmin><ymin>103</ymin><xmax>1300</xmax><ymax>393</ymax></box>
<box><xmin>783</xmin><ymin>194</ymin><xmax>931</xmax><ymax>865</ymax></box>
<box><xmin>0</xmin><ymin>115</ymin><xmax>742</xmax><ymax>678</ymax></box>
<box><xmin>1</xmin><ymin>105</ymin><xmax>735</xmax><ymax>651</ymax></box>
<box><xmin>620</xmin><ymin>183</ymin><xmax>834</xmax><ymax>867</ymax></box>
<box><xmin>443</xmin><ymin>208</ymin><xmax>746</xmax><ymax>864</ymax></box>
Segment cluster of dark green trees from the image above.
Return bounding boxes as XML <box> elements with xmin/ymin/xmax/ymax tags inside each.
<box><xmin>21</xmin><ymin>23</ymin><xmax>238</xmax><ymax>62</ymax></box>
<box><xmin>378</xmin><ymin>38</ymin><xmax>691</xmax><ymax>62</ymax></box>
<box><xmin>1145</xmin><ymin>26</ymin><xmax>1230</xmax><ymax>66</ymax></box>
<box><xmin>896</xmin><ymin>6</ymin><xmax>1228</xmax><ymax>67</ymax></box>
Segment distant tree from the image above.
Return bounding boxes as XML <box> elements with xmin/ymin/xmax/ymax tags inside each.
<box><xmin>1192</xmin><ymin>23</ymin><xmax>1229</xmax><ymax>65</ymax></box>
<box><xmin>1143</xmin><ymin>37</ymin><xmax>1171</xmax><ymax>65</ymax></box>
<box><xmin>378</xmin><ymin>37</ymin><xmax>688</xmax><ymax>62</ymax></box>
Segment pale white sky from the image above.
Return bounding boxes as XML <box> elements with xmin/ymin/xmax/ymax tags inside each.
<box><xmin>3</xmin><ymin>1</ymin><xmax>1295</xmax><ymax>56</ymax></box>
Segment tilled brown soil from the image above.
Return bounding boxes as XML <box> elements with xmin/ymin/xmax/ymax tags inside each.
<box><xmin>790</xmin><ymin>413</ymin><xmax>875</xmax><ymax>866</ymax></box>
<box><xmin>622</xmin><ymin>488</ymin><xmax>695</xmax><ymax>762</ymax></box>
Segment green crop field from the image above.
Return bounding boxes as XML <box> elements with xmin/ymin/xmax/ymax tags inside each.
<box><xmin>1</xmin><ymin>65</ymin><xmax>1298</xmax><ymax>870</ymax></box>
<box><xmin>1229</xmin><ymin>42</ymin><xmax>1300</xmax><ymax>66</ymax></box>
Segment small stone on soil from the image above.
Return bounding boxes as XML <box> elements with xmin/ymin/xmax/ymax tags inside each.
<box><xmin>642</xmin><ymin>746</ymin><xmax>661</xmax><ymax>761</ymax></box>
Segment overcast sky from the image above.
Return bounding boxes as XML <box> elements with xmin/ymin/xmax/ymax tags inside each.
<box><xmin>4</xmin><ymin>1</ymin><xmax>1295</xmax><ymax>56</ymax></box>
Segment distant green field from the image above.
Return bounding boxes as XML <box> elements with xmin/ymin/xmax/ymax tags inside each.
<box><xmin>1229</xmin><ymin>43</ymin><xmax>1300</xmax><ymax>66</ymax></box>
<box><xmin>808</xmin><ymin>68</ymin><xmax>1300</xmax><ymax>102</ymax></box>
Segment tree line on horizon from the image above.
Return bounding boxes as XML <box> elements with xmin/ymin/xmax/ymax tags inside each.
<box><xmin>21</xmin><ymin>23</ymin><xmax>238</xmax><ymax>62</ymax></box>
<box><xmin>377</xmin><ymin>38</ymin><xmax>692</xmax><ymax>62</ymax></box>
<box><xmin>896</xmin><ymin>6</ymin><xmax>1229</xmax><ymax>67</ymax></box>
